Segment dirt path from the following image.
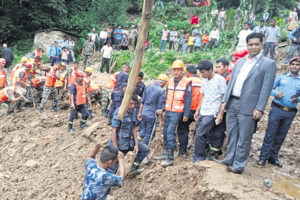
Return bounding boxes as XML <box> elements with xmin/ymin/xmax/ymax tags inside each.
<box><xmin>0</xmin><ymin>56</ymin><xmax>300</xmax><ymax>200</ymax></box>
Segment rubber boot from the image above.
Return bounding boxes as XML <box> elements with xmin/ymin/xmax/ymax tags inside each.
<box><xmin>161</xmin><ymin>149</ymin><xmax>174</xmax><ymax>167</ymax></box>
<box><xmin>88</xmin><ymin>109</ymin><xmax>94</xmax><ymax>119</ymax></box>
<box><xmin>40</xmin><ymin>107</ymin><xmax>45</xmax><ymax>114</ymax></box>
<box><xmin>207</xmin><ymin>147</ymin><xmax>219</xmax><ymax>161</ymax></box>
<box><xmin>153</xmin><ymin>149</ymin><xmax>167</xmax><ymax>160</ymax></box>
<box><xmin>68</xmin><ymin>122</ymin><xmax>75</xmax><ymax>134</ymax></box>
<box><xmin>107</xmin><ymin>118</ymin><xmax>112</xmax><ymax>125</ymax></box>
<box><xmin>178</xmin><ymin>147</ymin><xmax>187</xmax><ymax>158</ymax></box>
<box><xmin>128</xmin><ymin>161</ymin><xmax>143</xmax><ymax>178</ymax></box>
<box><xmin>80</xmin><ymin>119</ymin><xmax>87</xmax><ymax>130</ymax></box>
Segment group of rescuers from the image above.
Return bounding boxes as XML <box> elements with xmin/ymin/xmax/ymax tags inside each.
<box><xmin>1</xmin><ymin>33</ymin><xmax>300</xmax><ymax>200</ymax></box>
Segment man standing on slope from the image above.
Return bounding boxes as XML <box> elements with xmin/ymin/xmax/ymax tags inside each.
<box><xmin>216</xmin><ymin>33</ymin><xmax>276</xmax><ymax>174</ymax></box>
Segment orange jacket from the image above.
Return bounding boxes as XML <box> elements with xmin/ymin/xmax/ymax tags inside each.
<box><xmin>69</xmin><ymin>68</ymin><xmax>77</xmax><ymax>86</ymax></box>
<box><xmin>202</xmin><ymin>35</ymin><xmax>210</xmax><ymax>43</ymax></box>
<box><xmin>0</xmin><ymin>88</ymin><xmax>9</xmax><ymax>102</ymax></box>
<box><xmin>45</xmin><ymin>67</ymin><xmax>57</xmax><ymax>87</ymax></box>
<box><xmin>88</xmin><ymin>80</ymin><xmax>100</xmax><ymax>93</ymax></box>
<box><xmin>165</xmin><ymin>77</ymin><xmax>190</xmax><ymax>113</ymax></box>
<box><xmin>75</xmin><ymin>82</ymin><xmax>87</xmax><ymax>105</ymax></box>
<box><xmin>106</xmin><ymin>71</ymin><xmax>120</xmax><ymax>90</ymax></box>
<box><xmin>189</xmin><ymin>76</ymin><xmax>202</xmax><ymax>111</ymax></box>
<box><xmin>0</xmin><ymin>68</ymin><xmax>7</xmax><ymax>88</ymax></box>
<box><xmin>32</xmin><ymin>76</ymin><xmax>46</xmax><ymax>88</ymax></box>
<box><xmin>10</xmin><ymin>64</ymin><xmax>23</xmax><ymax>81</ymax></box>
<box><xmin>12</xmin><ymin>68</ymin><xmax>28</xmax><ymax>87</ymax></box>
<box><xmin>33</xmin><ymin>49</ymin><xmax>43</xmax><ymax>58</ymax></box>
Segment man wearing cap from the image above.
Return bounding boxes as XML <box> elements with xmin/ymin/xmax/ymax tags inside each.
<box><xmin>155</xmin><ymin>60</ymin><xmax>192</xmax><ymax>167</ymax></box>
<box><xmin>39</xmin><ymin>63</ymin><xmax>65</xmax><ymax>114</ymax></box>
<box><xmin>48</xmin><ymin>41</ymin><xmax>62</xmax><ymax>66</ymax></box>
<box><xmin>68</xmin><ymin>71</ymin><xmax>90</xmax><ymax>134</ymax></box>
<box><xmin>81</xmin><ymin>35</ymin><xmax>96</xmax><ymax>69</ymax></box>
<box><xmin>257</xmin><ymin>57</ymin><xmax>300</xmax><ymax>168</ymax></box>
<box><xmin>0</xmin><ymin>58</ymin><xmax>8</xmax><ymax>90</ymax></box>
<box><xmin>114</xmin><ymin>64</ymin><xmax>129</xmax><ymax>91</ymax></box>
<box><xmin>138</xmin><ymin>74</ymin><xmax>168</xmax><ymax>146</ymax></box>
<box><xmin>108</xmin><ymin>83</ymin><xmax>127</xmax><ymax>125</ymax></box>
<box><xmin>160</xmin><ymin>25</ymin><xmax>170</xmax><ymax>52</ymax></box>
<box><xmin>177</xmin><ymin>65</ymin><xmax>202</xmax><ymax>157</ymax></box>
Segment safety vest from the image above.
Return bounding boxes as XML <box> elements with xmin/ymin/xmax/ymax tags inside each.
<box><xmin>165</xmin><ymin>77</ymin><xmax>190</xmax><ymax>113</ymax></box>
<box><xmin>45</xmin><ymin>67</ymin><xmax>57</xmax><ymax>87</ymax></box>
<box><xmin>223</xmin><ymin>72</ymin><xmax>231</xmax><ymax>83</ymax></box>
<box><xmin>69</xmin><ymin>68</ymin><xmax>77</xmax><ymax>86</ymax></box>
<box><xmin>55</xmin><ymin>71</ymin><xmax>68</xmax><ymax>87</ymax></box>
<box><xmin>0</xmin><ymin>68</ymin><xmax>7</xmax><ymax>88</ymax></box>
<box><xmin>34</xmin><ymin>50</ymin><xmax>43</xmax><ymax>58</ymax></box>
<box><xmin>88</xmin><ymin>80</ymin><xmax>99</xmax><ymax>93</ymax></box>
<box><xmin>106</xmin><ymin>71</ymin><xmax>120</xmax><ymax>90</ymax></box>
<box><xmin>10</xmin><ymin>64</ymin><xmax>23</xmax><ymax>81</ymax></box>
<box><xmin>0</xmin><ymin>88</ymin><xmax>9</xmax><ymax>102</ymax></box>
<box><xmin>12</xmin><ymin>68</ymin><xmax>28</xmax><ymax>86</ymax></box>
<box><xmin>189</xmin><ymin>76</ymin><xmax>202</xmax><ymax>111</ymax></box>
<box><xmin>32</xmin><ymin>77</ymin><xmax>46</xmax><ymax>88</ymax></box>
<box><xmin>75</xmin><ymin>82</ymin><xmax>87</xmax><ymax>105</ymax></box>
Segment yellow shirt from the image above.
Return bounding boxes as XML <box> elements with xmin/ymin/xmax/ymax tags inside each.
<box><xmin>188</xmin><ymin>36</ymin><xmax>194</xmax><ymax>45</ymax></box>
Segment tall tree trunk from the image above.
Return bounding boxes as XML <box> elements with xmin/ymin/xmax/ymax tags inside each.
<box><xmin>117</xmin><ymin>0</ymin><xmax>154</xmax><ymax>120</ymax></box>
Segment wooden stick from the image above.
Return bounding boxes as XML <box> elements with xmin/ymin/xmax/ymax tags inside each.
<box><xmin>109</xmin><ymin>57</ymin><xmax>119</xmax><ymax>73</ymax></box>
<box><xmin>117</xmin><ymin>0</ymin><xmax>154</xmax><ymax>120</ymax></box>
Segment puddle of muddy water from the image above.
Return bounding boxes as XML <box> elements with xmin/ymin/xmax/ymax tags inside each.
<box><xmin>272</xmin><ymin>175</ymin><xmax>300</xmax><ymax>199</ymax></box>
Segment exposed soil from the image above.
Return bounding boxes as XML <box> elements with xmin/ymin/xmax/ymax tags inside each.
<box><xmin>1</xmin><ymin>51</ymin><xmax>300</xmax><ymax>200</ymax></box>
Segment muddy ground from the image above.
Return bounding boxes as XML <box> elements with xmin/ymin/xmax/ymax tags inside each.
<box><xmin>0</xmin><ymin>51</ymin><xmax>300</xmax><ymax>200</ymax></box>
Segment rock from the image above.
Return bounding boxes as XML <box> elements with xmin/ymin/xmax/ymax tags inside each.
<box><xmin>0</xmin><ymin>173</ymin><xmax>10</xmax><ymax>179</ymax></box>
<box><xmin>25</xmin><ymin>160</ymin><xmax>39</xmax><ymax>168</ymax></box>
<box><xmin>23</xmin><ymin>143</ymin><xmax>37</xmax><ymax>154</ymax></box>
<box><xmin>30</xmin><ymin>121</ymin><xmax>40</xmax><ymax>127</ymax></box>
<box><xmin>82</xmin><ymin>122</ymin><xmax>101</xmax><ymax>138</ymax></box>
<box><xmin>12</xmin><ymin>135</ymin><xmax>22</xmax><ymax>144</ymax></box>
<box><xmin>7</xmin><ymin>148</ymin><xmax>17</xmax><ymax>157</ymax></box>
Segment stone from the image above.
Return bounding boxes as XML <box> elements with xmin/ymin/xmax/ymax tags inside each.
<box><xmin>23</xmin><ymin>143</ymin><xmax>37</xmax><ymax>154</ymax></box>
<box><xmin>25</xmin><ymin>160</ymin><xmax>39</xmax><ymax>168</ymax></box>
<box><xmin>82</xmin><ymin>122</ymin><xmax>101</xmax><ymax>138</ymax></box>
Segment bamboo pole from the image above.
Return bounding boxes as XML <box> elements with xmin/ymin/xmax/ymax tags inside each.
<box><xmin>117</xmin><ymin>0</ymin><xmax>154</xmax><ymax>120</ymax></box>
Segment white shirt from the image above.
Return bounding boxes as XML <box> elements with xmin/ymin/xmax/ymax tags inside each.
<box><xmin>90</xmin><ymin>32</ymin><xmax>98</xmax><ymax>41</ymax></box>
<box><xmin>200</xmin><ymin>74</ymin><xmax>227</xmax><ymax>116</ymax></box>
<box><xmin>101</xmin><ymin>45</ymin><xmax>113</xmax><ymax>59</ymax></box>
<box><xmin>99</xmin><ymin>31</ymin><xmax>108</xmax><ymax>39</ymax></box>
<box><xmin>232</xmin><ymin>54</ymin><xmax>262</xmax><ymax>97</ymax></box>
<box><xmin>290</xmin><ymin>11</ymin><xmax>298</xmax><ymax>21</ymax></box>
<box><xmin>209</xmin><ymin>30</ymin><xmax>219</xmax><ymax>40</ymax></box>
<box><xmin>219</xmin><ymin>11</ymin><xmax>226</xmax><ymax>19</ymax></box>
<box><xmin>237</xmin><ymin>29</ymin><xmax>253</xmax><ymax>50</ymax></box>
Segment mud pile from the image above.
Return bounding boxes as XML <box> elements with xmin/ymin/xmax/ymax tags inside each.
<box><xmin>1</xmin><ymin>61</ymin><xmax>300</xmax><ymax>200</ymax></box>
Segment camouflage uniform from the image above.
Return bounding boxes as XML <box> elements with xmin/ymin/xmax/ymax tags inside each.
<box><xmin>89</xmin><ymin>90</ymin><xmax>102</xmax><ymax>105</ymax></box>
<box><xmin>101</xmin><ymin>87</ymin><xmax>112</xmax><ymax>111</ymax></box>
<box><xmin>83</xmin><ymin>40</ymin><xmax>95</xmax><ymax>69</ymax></box>
<box><xmin>57</xmin><ymin>87</ymin><xmax>69</xmax><ymax>103</ymax></box>
<box><xmin>40</xmin><ymin>86</ymin><xmax>58</xmax><ymax>109</ymax></box>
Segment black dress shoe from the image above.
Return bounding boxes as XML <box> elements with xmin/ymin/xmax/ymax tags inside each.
<box><xmin>268</xmin><ymin>158</ymin><xmax>283</xmax><ymax>168</ymax></box>
<box><xmin>257</xmin><ymin>159</ymin><xmax>266</xmax><ymax>166</ymax></box>
<box><xmin>226</xmin><ymin>166</ymin><xmax>243</xmax><ymax>174</ymax></box>
<box><xmin>213</xmin><ymin>158</ymin><xmax>230</xmax><ymax>166</ymax></box>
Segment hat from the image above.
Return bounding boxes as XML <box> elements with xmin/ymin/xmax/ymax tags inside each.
<box><xmin>76</xmin><ymin>71</ymin><xmax>85</xmax><ymax>77</ymax></box>
<box><xmin>158</xmin><ymin>74</ymin><xmax>168</xmax><ymax>82</ymax></box>
<box><xmin>171</xmin><ymin>60</ymin><xmax>185</xmax><ymax>69</ymax></box>
<box><xmin>85</xmin><ymin>67</ymin><xmax>94</xmax><ymax>73</ymax></box>
<box><xmin>186</xmin><ymin>65</ymin><xmax>197</xmax><ymax>74</ymax></box>
<box><xmin>0</xmin><ymin>58</ymin><xmax>6</xmax><ymax>64</ymax></box>
<box><xmin>290</xmin><ymin>57</ymin><xmax>300</xmax><ymax>64</ymax></box>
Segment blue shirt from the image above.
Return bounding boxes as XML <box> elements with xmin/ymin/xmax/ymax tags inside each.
<box><xmin>134</xmin><ymin>81</ymin><xmax>146</xmax><ymax>97</ymax></box>
<box><xmin>141</xmin><ymin>83</ymin><xmax>166</xmax><ymax>119</ymax></box>
<box><xmin>265</xmin><ymin>26</ymin><xmax>280</xmax><ymax>43</ymax></box>
<box><xmin>111</xmin><ymin>107</ymin><xmax>138</xmax><ymax>150</ymax></box>
<box><xmin>253</xmin><ymin>26</ymin><xmax>267</xmax><ymax>35</ymax></box>
<box><xmin>194</xmin><ymin>37</ymin><xmax>202</xmax><ymax>46</ymax></box>
<box><xmin>114</xmin><ymin>29</ymin><xmax>123</xmax><ymax>40</ymax></box>
<box><xmin>47</xmin><ymin>45</ymin><xmax>62</xmax><ymax>57</ymax></box>
<box><xmin>178</xmin><ymin>36</ymin><xmax>184</xmax><ymax>44</ymax></box>
<box><xmin>289</xmin><ymin>27</ymin><xmax>300</xmax><ymax>41</ymax></box>
<box><xmin>81</xmin><ymin>158</ymin><xmax>123</xmax><ymax>200</ymax></box>
<box><xmin>271</xmin><ymin>73</ymin><xmax>300</xmax><ymax>108</ymax></box>
<box><xmin>115</xmin><ymin>70</ymin><xmax>128</xmax><ymax>91</ymax></box>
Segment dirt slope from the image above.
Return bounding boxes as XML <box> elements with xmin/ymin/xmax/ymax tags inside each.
<box><xmin>1</xmin><ymin>54</ymin><xmax>300</xmax><ymax>200</ymax></box>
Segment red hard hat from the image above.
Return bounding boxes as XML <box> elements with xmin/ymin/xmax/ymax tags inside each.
<box><xmin>0</xmin><ymin>58</ymin><xmax>6</xmax><ymax>64</ymax></box>
<box><xmin>76</xmin><ymin>71</ymin><xmax>85</xmax><ymax>77</ymax></box>
<box><xmin>25</xmin><ymin>63</ymin><xmax>33</xmax><ymax>69</ymax></box>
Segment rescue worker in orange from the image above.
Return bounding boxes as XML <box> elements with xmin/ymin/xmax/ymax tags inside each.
<box><xmin>0</xmin><ymin>86</ymin><xmax>27</xmax><ymax>115</ymax></box>
<box><xmin>39</xmin><ymin>62</ymin><xmax>65</xmax><ymax>114</ymax></box>
<box><xmin>69</xmin><ymin>62</ymin><xmax>79</xmax><ymax>87</ymax></box>
<box><xmin>155</xmin><ymin>60</ymin><xmax>192</xmax><ymax>167</ymax></box>
<box><xmin>84</xmin><ymin>67</ymin><xmax>101</xmax><ymax>117</ymax></box>
<box><xmin>55</xmin><ymin>65</ymin><xmax>69</xmax><ymax>104</ymax></box>
<box><xmin>10</xmin><ymin>56</ymin><xmax>29</xmax><ymax>84</ymax></box>
<box><xmin>31</xmin><ymin>76</ymin><xmax>46</xmax><ymax>103</ymax></box>
<box><xmin>0</xmin><ymin>58</ymin><xmax>8</xmax><ymax>90</ymax></box>
<box><xmin>177</xmin><ymin>65</ymin><xmax>202</xmax><ymax>157</ymax></box>
<box><xmin>68</xmin><ymin>71</ymin><xmax>90</xmax><ymax>134</ymax></box>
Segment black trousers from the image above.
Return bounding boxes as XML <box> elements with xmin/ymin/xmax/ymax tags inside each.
<box><xmin>177</xmin><ymin>110</ymin><xmax>196</xmax><ymax>150</ymax></box>
<box><xmin>100</xmin><ymin>57</ymin><xmax>110</xmax><ymax>73</ymax></box>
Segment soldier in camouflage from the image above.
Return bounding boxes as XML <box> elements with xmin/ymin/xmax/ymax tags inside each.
<box><xmin>101</xmin><ymin>87</ymin><xmax>111</xmax><ymax>117</ymax></box>
<box><xmin>81</xmin><ymin>35</ymin><xmax>96</xmax><ymax>69</ymax></box>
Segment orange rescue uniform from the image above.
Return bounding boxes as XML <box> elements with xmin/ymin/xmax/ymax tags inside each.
<box><xmin>106</xmin><ymin>71</ymin><xmax>120</xmax><ymax>90</ymax></box>
<box><xmin>189</xmin><ymin>76</ymin><xmax>202</xmax><ymax>111</ymax></box>
<box><xmin>0</xmin><ymin>68</ymin><xmax>7</xmax><ymax>88</ymax></box>
<box><xmin>45</xmin><ymin>67</ymin><xmax>58</xmax><ymax>87</ymax></box>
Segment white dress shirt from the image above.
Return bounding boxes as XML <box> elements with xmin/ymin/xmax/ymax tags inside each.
<box><xmin>209</xmin><ymin>30</ymin><xmax>220</xmax><ymax>40</ymax></box>
<box><xmin>237</xmin><ymin>29</ymin><xmax>253</xmax><ymax>50</ymax></box>
<box><xmin>99</xmin><ymin>31</ymin><xmax>108</xmax><ymax>39</ymax></box>
<box><xmin>101</xmin><ymin>45</ymin><xmax>113</xmax><ymax>59</ymax></box>
<box><xmin>232</xmin><ymin>54</ymin><xmax>262</xmax><ymax>97</ymax></box>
